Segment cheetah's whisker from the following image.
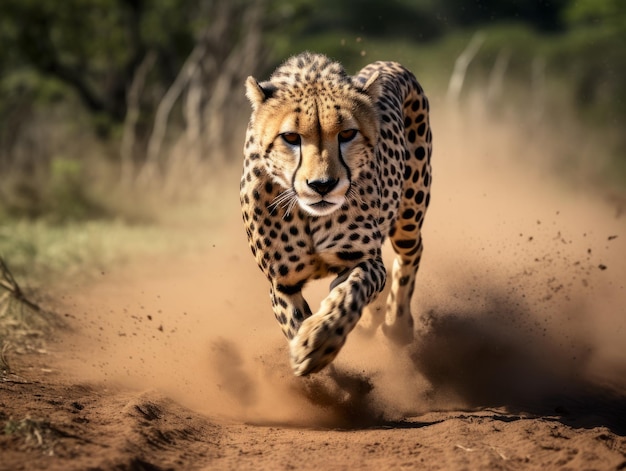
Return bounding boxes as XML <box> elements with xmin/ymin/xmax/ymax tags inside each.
<box><xmin>269</xmin><ymin>189</ymin><xmax>297</xmax><ymax>215</ymax></box>
<box><xmin>284</xmin><ymin>197</ymin><xmax>299</xmax><ymax>218</ymax></box>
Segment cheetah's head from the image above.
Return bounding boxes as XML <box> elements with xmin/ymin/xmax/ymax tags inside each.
<box><xmin>245</xmin><ymin>54</ymin><xmax>381</xmax><ymax>217</ymax></box>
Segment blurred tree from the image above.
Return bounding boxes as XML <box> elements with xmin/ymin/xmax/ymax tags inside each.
<box><xmin>436</xmin><ymin>0</ymin><xmax>570</xmax><ymax>31</ymax></box>
<box><xmin>0</xmin><ymin>0</ymin><xmax>206</xmax><ymax>132</ymax></box>
<box><xmin>296</xmin><ymin>0</ymin><xmax>444</xmax><ymax>40</ymax></box>
<box><xmin>559</xmin><ymin>0</ymin><xmax>626</xmax><ymax>122</ymax></box>
<box><xmin>564</xmin><ymin>0</ymin><xmax>626</xmax><ymax>29</ymax></box>
<box><xmin>273</xmin><ymin>0</ymin><xmax>571</xmax><ymax>43</ymax></box>
<box><xmin>0</xmin><ymin>0</ymin><xmax>270</xmax><ymax>189</ymax></box>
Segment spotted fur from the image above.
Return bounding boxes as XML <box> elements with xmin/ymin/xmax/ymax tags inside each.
<box><xmin>241</xmin><ymin>52</ymin><xmax>432</xmax><ymax>376</ymax></box>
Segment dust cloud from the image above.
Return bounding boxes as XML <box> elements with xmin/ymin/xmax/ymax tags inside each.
<box><xmin>57</xmin><ymin>105</ymin><xmax>626</xmax><ymax>430</ymax></box>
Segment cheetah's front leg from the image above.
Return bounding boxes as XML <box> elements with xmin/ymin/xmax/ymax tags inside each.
<box><xmin>270</xmin><ymin>284</ymin><xmax>313</xmax><ymax>341</ymax></box>
<box><xmin>290</xmin><ymin>257</ymin><xmax>387</xmax><ymax>376</ymax></box>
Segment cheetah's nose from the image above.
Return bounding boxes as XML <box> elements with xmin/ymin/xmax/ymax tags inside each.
<box><xmin>306</xmin><ymin>178</ymin><xmax>339</xmax><ymax>196</ymax></box>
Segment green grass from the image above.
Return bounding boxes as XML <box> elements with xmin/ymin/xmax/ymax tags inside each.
<box><xmin>2</xmin><ymin>220</ymin><xmax>167</xmax><ymax>281</ymax></box>
<box><xmin>0</xmin><ymin>192</ymin><xmax>231</xmax><ymax>291</ymax></box>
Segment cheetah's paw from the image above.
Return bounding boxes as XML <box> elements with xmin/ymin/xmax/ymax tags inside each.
<box><xmin>289</xmin><ymin>315</ymin><xmax>346</xmax><ymax>376</ymax></box>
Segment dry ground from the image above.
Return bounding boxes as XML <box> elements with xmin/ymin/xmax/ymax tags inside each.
<box><xmin>1</xmin><ymin>108</ymin><xmax>626</xmax><ymax>470</ymax></box>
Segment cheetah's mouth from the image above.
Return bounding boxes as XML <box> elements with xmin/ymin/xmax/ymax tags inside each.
<box><xmin>298</xmin><ymin>197</ymin><xmax>344</xmax><ymax>217</ymax></box>
<box><xmin>295</xmin><ymin>179</ymin><xmax>350</xmax><ymax>217</ymax></box>
<box><xmin>310</xmin><ymin>200</ymin><xmax>334</xmax><ymax>210</ymax></box>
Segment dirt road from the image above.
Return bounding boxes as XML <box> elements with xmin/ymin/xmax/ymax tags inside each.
<box><xmin>2</xmin><ymin>109</ymin><xmax>626</xmax><ymax>470</ymax></box>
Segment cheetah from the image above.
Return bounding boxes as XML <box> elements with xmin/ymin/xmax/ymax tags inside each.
<box><xmin>240</xmin><ymin>52</ymin><xmax>432</xmax><ymax>376</ymax></box>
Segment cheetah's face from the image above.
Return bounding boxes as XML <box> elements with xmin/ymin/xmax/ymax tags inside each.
<box><xmin>245</xmin><ymin>74</ymin><xmax>381</xmax><ymax>217</ymax></box>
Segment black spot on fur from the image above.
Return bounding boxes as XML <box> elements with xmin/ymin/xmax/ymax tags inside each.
<box><xmin>395</xmin><ymin>239</ymin><xmax>416</xmax><ymax>249</ymax></box>
<box><xmin>337</xmin><ymin>251</ymin><xmax>364</xmax><ymax>261</ymax></box>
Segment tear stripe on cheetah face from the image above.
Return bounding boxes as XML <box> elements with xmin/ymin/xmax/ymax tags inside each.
<box><xmin>241</xmin><ymin>52</ymin><xmax>433</xmax><ymax>376</ymax></box>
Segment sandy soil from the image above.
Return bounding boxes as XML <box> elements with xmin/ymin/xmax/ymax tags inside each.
<box><xmin>2</xmin><ymin>107</ymin><xmax>626</xmax><ymax>470</ymax></box>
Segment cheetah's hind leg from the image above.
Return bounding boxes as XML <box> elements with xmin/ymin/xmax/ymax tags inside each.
<box><xmin>382</xmin><ymin>239</ymin><xmax>423</xmax><ymax>346</ymax></box>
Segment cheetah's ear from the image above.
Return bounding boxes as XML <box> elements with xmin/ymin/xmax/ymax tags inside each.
<box><xmin>357</xmin><ymin>71</ymin><xmax>382</xmax><ymax>103</ymax></box>
<box><xmin>245</xmin><ymin>77</ymin><xmax>276</xmax><ymax>111</ymax></box>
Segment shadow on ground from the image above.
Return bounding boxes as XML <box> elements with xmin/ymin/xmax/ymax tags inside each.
<box><xmin>411</xmin><ymin>288</ymin><xmax>626</xmax><ymax>435</ymax></box>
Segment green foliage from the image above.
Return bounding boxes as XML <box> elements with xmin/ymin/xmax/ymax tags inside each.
<box><xmin>0</xmin><ymin>0</ymin><xmax>211</xmax><ymax>126</ymax></box>
<box><xmin>270</xmin><ymin>0</ymin><xmax>569</xmax><ymax>44</ymax></box>
<box><xmin>565</xmin><ymin>0</ymin><xmax>626</xmax><ymax>29</ymax></box>
<box><xmin>0</xmin><ymin>156</ymin><xmax>110</xmax><ymax>224</ymax></box>
<box><xmin>46</xmin><ymin>158</ymin><xmax>105</xmax><ymax>223</ymax></box>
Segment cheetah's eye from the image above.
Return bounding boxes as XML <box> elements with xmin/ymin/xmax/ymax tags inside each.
<box><xmin>281</xmin><ymin>132</ymin><xmax>301</xmax><ymax>146</ymax></box>
<box><xmin>338</xmin><ymin>129</ymin><xmax>358</xmax><ymax>143</ymax></box>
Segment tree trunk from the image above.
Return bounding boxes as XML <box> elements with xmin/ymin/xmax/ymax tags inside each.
<box><xmin>120</xmin><ymin>51</ymin><xmax>156</xmax><ymax>187</ymax></box>
<box><xmin>136</xmin><ymin>37</ymin><xmax>209</xmax><ymax>186</ymax></box>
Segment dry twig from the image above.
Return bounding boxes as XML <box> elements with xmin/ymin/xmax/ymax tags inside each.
<box><xmin>0</xmin><ymin>257</ymin><xmax>41</xmax><ymax>313</ymax></box>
